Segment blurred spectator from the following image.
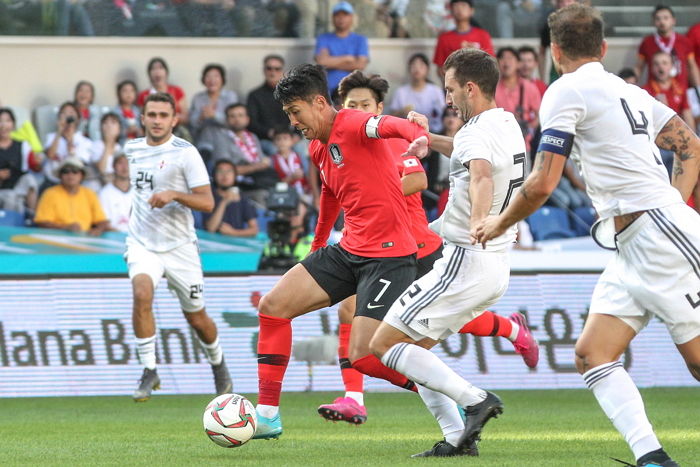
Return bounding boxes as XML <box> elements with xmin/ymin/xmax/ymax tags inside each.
<box><xmin>314</xmin><ymin>1</ymin><xmax>369</xmax><ymax>98</ymax></box>
<box><xmin>129</xmin><ymin>0</ymin><xmax>187</xmax><ymax>36</ymax></box>
<box><xmin>539</xmin><ymin>0</ymin><xmax>576</xmax><ymax>84</ymax></box>
<box><xmin>546</xmin><ymin>160</ymin><xmax>591</xmax><ymax>211</ymax></box>
<box><xmin>177</xmin><ymin>0</ymin><xmax>237</xmax><ymax>37</ymax></box>
<box><xmin>388</xmin><ymin>53</ymin><xmax>446</xmax><ymax>133</ymax></box>
<box><xmin>433</xmin><ymin>0</ymin><xmax>494</xmax><ymax>80</ymax></box>
<box><xmin>428</xmin><ymin>106</ymin><xmax>464</xmax><ymax>215</ymax></box>
<box><xmin>98</xmin><ymin>153</ymin><xmax>132</xmax><ymax>233</ymax></box>
<box><xmin>642</xmin><ymin>51</ymin><xmax>695</xmax><ymax>129</ymax></box>
<box><xmin>204</xmin><ymin>159</ymin><xmax>258</xmax><ymax>237</ymax></box>
<box><xmin>618</xmin><ymin>68</ymin><xmax>639</xmax><ymax>85</ymax></box>
<box><xmin>137</xmin><ymin>57</ymin><xmax>189</xmax><ymax>126</ymax></box>
<box><xmin>270</xmin><ymin>125</ymin><xmax>308</xmax><ymax>243</ymax></box>
<box><xmin>495</xmin><ymin>47</ymin><xmax>541</xmax><ymax>154</ymax></box>
<box><xmin>190</xmin><ymin>63</ymin><xmax>239</xmax><ymax>152</ymax></box>
<box><xmin>517</xmin><ymin>45</ymin><xmax>547</xmax><ymax>97</ymax></box>
<box><xmin>350</xmin><ymin>0</ymin><xmax>391</xmax><ymax>38</ymax></box>
<box><xmin>73</xmin><ymin>80</ymin><xmax>102</xmax><ymax>141</ymax></box>
<box><xmin>635</xmin><ymin>5</ymin><xmax>700</xmax><ymax>89</ymax></box>
<box><xmin>113</xmin><ymin>80</ymin><xmax>143</xmax><ymax>141</ymax></box>
<box><xmin>211</xmin><ymin>103</ymin><xmax>278</xmax><ymax>206</ymax></box>
<box><xmin>247</xmin><ymin>54</ymin><xmax>289</xmax><ymax>155</ymax></box>
<box><xmin>89</xmin><ymin>113</ymin><xmax>123</xmax><ymax>189</ymax></box>
<box><xmin>689</xmin><ymin>21</ymin><xmax>700</xmax><ymax>71</ymax></box>
<box><xmin>43</xmin><ymin>102</ymin><xmax>93</xmax><ymax>187</ymax></box>
<box><xmin>488</xmin><ymin>0</ymin><xmax>543</xmax><ymax>39</ymax></box>
<box><xmin>0</xmin><ymin>107</ymin><xmax>38</xmax><ymax>214</ymax></box>
<box><xmin>34</xmin><ymin>157</ymin><xmax>109</xmax><ymax>235</ymax></box>
<box><xmin>56</xmin><ymin>0</ymin><xmax>94</xmax><ymax>36</ymax></box>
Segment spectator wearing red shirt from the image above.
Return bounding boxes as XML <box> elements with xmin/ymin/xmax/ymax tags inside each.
<box><xmin>433</xmin><ymin>0</ymin><xmax>494</xmax><ymax>80</ymax></box>
<box><xmin>688</xmin><ymin>21</ymin><xmax>700</xmax><ymax>70</ymax></box>
<box><xmin>643</xmin><ymin>51</ymin><xmax>695</xmax><ymax>128</ymax></box>
<box><xmin>137</xmin><ymin>57</ymin><xmax>188</xmax><ymax>126</ymax></box>
<box><xmin>517</xmin><ymin>45</ymin><xmax>547</xmax><ymax>97</ymax></box>
<box><xmin>634</xmin><ymin>6</ymin><xmax>700</xmax><ymax>88</ymax></box>
<box><xmin>494</xmin><ymin>47</ymin><xmax>542</xmax><ymax>153</ymax></box>
<box><xmin>253</xmin><ymin>63</ymin><xmax>431</xmax><ymax>440</ymax></box>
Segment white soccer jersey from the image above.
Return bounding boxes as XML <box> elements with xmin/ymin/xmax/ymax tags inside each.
<box><xmin>124</xmin><ymin>135</ymin><xmax>210</xmax><ymax>252</ymax></box>
<box><xmin>539</xmin><ymin>62</ymin><xmax>683</xmax><ymax>219</ymax></box>
<box><xmin>430</xmin><ymin>107</ymin><xmax>525</xmax><ymax>251</ymax></box>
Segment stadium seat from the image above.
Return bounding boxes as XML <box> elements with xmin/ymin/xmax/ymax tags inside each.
<box><xmin>570</xmin><ymin>206</ymin><xmax>597</xmax><ymax>237</ymax></box>
<box><xmin>33</xmin><ymin>105</ymin><xmax>58</xmax><ymax>145</ymax></box>
<box><xmin>8</xmin><ymin>106</ymin><xmax>30</xmax><ymax>126</ymax></box>
<box><xmin>526</xmin><ymin>207</ymin><xmax>576</xmax><ymax>241</ymax></box>
<box><xmin>0</xmin><ymin>209</ymin><xmax>26</xmax><ymax>227</ymax></box>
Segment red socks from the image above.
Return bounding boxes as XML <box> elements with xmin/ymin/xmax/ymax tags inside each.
<box><xmin>459</xmin><ymin>311</ymin><xmax>513</xmax><ymax>339</ymax></box>
<box><xmin>352</xmin><ymin>354</ymin><xmax>418</xmax><ymax>393</ymax></box>
<box><xmin>338</xmin><ymin>323</ymin><xmax>364</xmax><ymax>393</ymax></box>
<box><xmin>257</xmin><ymin>313</ymin><xmax>292</xmax><ymax>406</ymax></box>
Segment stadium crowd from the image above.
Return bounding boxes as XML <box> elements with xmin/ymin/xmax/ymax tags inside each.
<box><xmin>1</xmin><ymin>0</ymin><xmax>699</xmax><ymax>253</ymax></box>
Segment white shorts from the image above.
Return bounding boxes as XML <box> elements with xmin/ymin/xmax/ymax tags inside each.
<box><xmin>125</xmin><ymin>239</ymin><xmax>205</xmax><ymax>312</ymax></box>
<box><xmin>383</xmin><ymin>243</ymin><xmax>510</xmax><ymax>341</ymax></box>
<box><xmin>590</xmin><ymin>203</ymin><xmax>700</xmax><ymax>344</ymax></box>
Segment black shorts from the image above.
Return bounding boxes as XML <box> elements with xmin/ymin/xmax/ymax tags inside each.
<box><xmin>301</xmin><ymin>244</ymin><xmax>417</xmax><ymax>320</ymax></box>
<box><xmin>416</xmin><ymin>243</ymin><xmax>444</xmax><ymax>279</ymax></box>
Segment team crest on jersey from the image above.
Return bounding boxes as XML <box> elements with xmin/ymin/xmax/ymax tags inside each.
<box><xmin>329</xmin><ymin>144</ymin><xmax>343</xmax><ymax>165</ymax></box>
<box><xmin>159</xmin><ymin>160</ymin><xmax>166</xmax><ymax>170</ymax></box>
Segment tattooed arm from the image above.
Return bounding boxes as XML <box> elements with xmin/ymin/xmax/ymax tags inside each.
<box><xmin>655</xmin><ymin>115</ymin><xmax>700</xmax><ymax>202</ymax></box>
<box><xmin>472</xmin><ymin>150</ymin><xmax>567</xmax><ymax>247</ymax></box>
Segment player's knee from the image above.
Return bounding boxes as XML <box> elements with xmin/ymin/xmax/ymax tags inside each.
<box><xmin>133</xmin><ymin>284</ymin><xmax>153</xmax><ymax>308</ymax></box>
<box><xmin>184</xmin><ymin>310</ymin><xmax>207</xmax><ymax>328</ymax></box>
<box><xmin>685</xmin><ymin>361</ymin><xmax>700</xmax><ymax>382</ymax></box>
<box><xmin>258</xmin><ymin>293</ymin><xmax>284</xmax><ymax>318</ymax></box>
<box><xmin>368</xmin><ymin>334</ymin><xmax>389</xmax><ymax>359</ymax></box>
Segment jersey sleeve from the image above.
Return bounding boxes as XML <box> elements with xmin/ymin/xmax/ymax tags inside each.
<box><xmin>364</xmin><ymin>114</ymin><xmax>429</xmax><ymax>144</ymax></box>
<box><xmin>314</xmin><ymin>34</ymin><xmax>329</xmax><ymax>55</ymax></box>
<box><xmin>311</xmin><ymin>183</ymin><xmax>341</xmax><ymax>251</ymax></box>
<box><xmin>433</xmin><ymin>34</ymin><xmax>448</xmax><ymax>66</ymax></box>
<box><xmin>453</xmin><ymin>127</ymin><xmax>492</xmax><ymax>166</ymax></box>
<box><xmin>401</xmin><ymin>156</ymin><xmax>424</xmax><ymax>176</ymax></box>
<box><xmin>183</xmin><ymin>147</ymin><xmax>211</xmax><ymax>189</ymax></box>
<box><xmin>539</xmin><ymin>81</ymin><xmax>586</xmax><ymax>135</ymax></box>
<box><xmin>357</xmin><ymin>34</ymin><xmax>369</xmax><ymax>57</ymax></box>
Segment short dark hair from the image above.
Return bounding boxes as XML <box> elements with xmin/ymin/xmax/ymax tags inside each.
<box><xmin>337</xmin><ymin>70</ymin><xmax>390</xmax><ymax>104</ymax></box>
<box><xmin>408</xmin><ymin>52</ymin><xmax>430</xmax><ymax>69</ymax></box>
<box><xmin>147</xmin><ymin>57</ymin><xmax>169</xmax><ymax>75</ymax></box>
<box><xmin>225</xmin><ymin>103</ymin><xmax>247</xmax><ymax>117</ymax></box>
<box><xmin>496</xmin><ymin>47</ymin><xmax>519</xmax><ymax>61</ymax></box>
<box><xmin>653</xmin><ymin>5</ymin><xmax>674</xmax><ymax>17</ymax></box>
<box><xmin>213</xmin><ymin>159</ymin><xmax>237</xmax><ymax>179</ymax></box>
<box><xmin>273</xmin><ymin>125</ymin><xmax>294</xmax><ymax>138</ymax></box>
<box><xmin>450</xmin><ymin>0</ymin><xmax>473</xmax><ymax>6</ymax></box>
<box><xmin>143</xmin><ymin>92</ymin><xmax>176</xmax><ymax>113</ymax></box>
<box><xmin>0</xmin><ymin>107</ymin><xmax>16</xmax><ymax>125</ymax></box>
<box><xmin>517</xmin><ymin>45</ymin><xmax>538</xmax><ymax>61</ymax></box>
<box><xmin>548</xmin><ymin>4</ymin><xmax>604</xmax><ymax>60</ymax></box>
<box><xmin>273</xmin><ymin>64</ymin><xmax>332</xmax><ymax>106</ymax></box>
<box><xmin>264</xmin><ymin>54</ymin><xmax>285</xmax><ymax>66</ymax></box>
<box><xmin>617</xmin><ymin>67</ymin><xmax>637</xmax><ymax>81</ymax></box>
<box><xmin>443</xmin><ymin>48</ymin><xmax>499</xmax><ymax>99</ymax></box>
<box><xmin>116</xmin><ymin>80</ymin><xmax>138</xmax><ymax>99</ymax></box>
<box><xmin>201</xmin><ymin>63</ymin><xmax>226</xmax><ymax>86</ymax></box>
<box><xmin>58</xmin><ymin>101</ymin><xmax>80</xmax><ymax>119</ymax></box>
<box><xmin>100</xmin><ymin>112</ymin><xmax>122</xmax><ymax>128</ymax></box>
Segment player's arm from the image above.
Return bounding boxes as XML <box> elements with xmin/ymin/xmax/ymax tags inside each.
<box><xmin>473</xmin><ymin>142</ymin><xmax>569</xmax><ymax>247</ymax></box>
<box><xmin>311</xmin><ymin>183</ymin><xmax>341</xmax><ymax>251</ymax></box>
<box><xmin>406</xmin><ymin>111</ymin><xmax>454</xmax><ymax>156</ymax></box>
<box><xmin>149</xmin><ymin>184</ymin><xmax>215</xmax><ymax>213</ymax></box>
<box><xmin>655</xmin><ymin>114</ymin><xmax>700</xmax><ymax>201</ymax></box>
<box><xmin>402</xmin><ymin>170</ymin><xmax>427</xmax><ymax>196</ymax></box>
<box><xmin>468</xmin><ymin>159</ymin><xmax>494</xmax><ymax>228</ymax></box>
<box><xmin>219</xmin><ymin>219</ymin><xmax>259</xmax><ymax>237</ymax></box>
<box><xmin>365</xmin><ymin>114</ymin><xmax>429</xmax><ymax>149</ymax></box>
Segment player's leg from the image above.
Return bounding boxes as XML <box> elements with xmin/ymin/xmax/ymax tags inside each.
<box><xmin>458</xmin><ymin>309</ymin><xmax>539</xmax><ymax>368</ymax></box>
<box><xmin>126</xmin><ymin>241</ymin><xmax>165</xmax><ymax>402</ymax></box>
<box><xmin>676</xmin><ymin>336</ymin><xmax>700</xmax><ymax>382</ymax></box>
<box><xmin>371</xmin><ymin>245</ymin><xmax>510</xmax><ymax>456</ymax></box>
<box><xmin>165</xmin><ymin>242</ymin><xmax>233</xmax><ymax>396</ymax></box>
<box><xmin>317</xmin><ymin>295</ymin><xmax>368</xmax><ymax>424</ymax></box>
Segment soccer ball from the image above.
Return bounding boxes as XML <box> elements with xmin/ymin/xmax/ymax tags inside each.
<box><xmin>203</xmin><ymin>393</ymin><xmax>257</xmax><ymax>448</ymax></box>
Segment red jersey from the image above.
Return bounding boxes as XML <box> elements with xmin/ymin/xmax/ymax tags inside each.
<box><xmin>433</xmin><ymin>28</ymin><xmax>495</xmax><ymax>67</ymax></box>
<box><xmin>638</xmin><ymin>33</ymin><xmax>695</xmax><ymax>86</ymax></box>
<box><xmin>272</xmin><ymin>151</ymin><xmax>308</xmax><ymax>193</ymax></box>
<box><xmin>687</xmin><ymin>23</ymin><xmax>700</xmax><ymax>70</ymax></box>
<box><xmin>643</xmin><ymin>79</ymin><xmax>689</xmax><ymax>114</ymax></box>
<box><xmin>389</xmin><ymin>139</ymin><xmax>442</xmax><ymax>259</ymax></box>
<box><xmin>137</xmin><ymin>85</ymin><xmax>185</xmax><ymax>115</ymax></box>
<box><xmin>310</xmin><ymin>109</ymin><xmax>428</xmax><ymax>257</ymax></box>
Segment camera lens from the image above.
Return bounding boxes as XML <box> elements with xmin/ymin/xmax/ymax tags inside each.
<box><xmin>66</xmin><ymin>116</ymin><xmax>76</xmax><ymax>124</ymax></box>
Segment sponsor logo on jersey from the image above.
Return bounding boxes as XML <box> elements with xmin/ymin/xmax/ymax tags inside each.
<box><xmin>329</xmin><ymin>144</ymin><xmax>343</xmax><ymax>165</ymax></box>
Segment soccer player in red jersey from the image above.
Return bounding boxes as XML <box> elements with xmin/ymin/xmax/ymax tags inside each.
<box><xmin>252</xmin><ymin>64</ymin><xmax>431</xmax><ymax>440</ymax></box>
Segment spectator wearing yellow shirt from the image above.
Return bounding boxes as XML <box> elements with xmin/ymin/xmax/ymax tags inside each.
<box><xmin>34</xmin><ymin>157</ymin><xmax>110</xmax><ymax>235</ymax></box>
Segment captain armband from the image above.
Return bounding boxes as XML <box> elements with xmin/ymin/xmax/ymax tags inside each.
<box><xmin>365</xmin><ymin>115</ymin><xmax>384</xmax><ymax>139</ymax></box>
<box><xmin>537</xmin><ymin>128</ymin><xmax>574</xmax><ymax>157</ymax></box>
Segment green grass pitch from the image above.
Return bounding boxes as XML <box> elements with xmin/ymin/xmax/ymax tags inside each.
<box><xmin>0</xmin><ymin>388</ymin><xmax>696</xmax><ymax>466</ymax></box>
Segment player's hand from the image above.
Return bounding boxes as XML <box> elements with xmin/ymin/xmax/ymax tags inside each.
<box><xmin>472</xmin><ymin>215</ymin><xmax>506</xmax><ymax>249</ymax></box>
<box><xmin>407</xmin><ymin>111</ymin><xmax>429</xmax><ymax>131</ymax></box>
<box><xmin>0</xmin><ymin>168</ymin><xmax>10</xmax><ymax>181</ymax></box>
<box><xmin>148</xmin><ymin>190</ymin><xmax>176</xmax><ymax>208</ymax></box>
<box><xmin>404</xmin><ymin>135</ymin><xmax>429</xmax><ymax>159</ymax></box>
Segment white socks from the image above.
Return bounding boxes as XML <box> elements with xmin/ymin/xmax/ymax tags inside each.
<box><xmin>382</xmin><ymin>343</ymin><xmax>487</xmax><ymax>407</ymax></box>
<box><xmin>508</xmin><ymin>321</ymin><xmax>520</xmax><ymax>341</ymax></box>
<box><xmin>200</xmin><ymin>337</ymin><xmax>224</xmax><ymax>366</ymax></box>
<box><xmin>417</xmin><ymin>385</ymin><xmax>465</xmax><ymax>447</ymax></box>
<box><xmin>257</xmin><ymin>404</ymin><xmax>279</xmax><ymax>418</ymax></box>
<box><xmin>345</xmin><ymin>391</ymin><xmax>364</xmax><ymax>406</ymax></box>
<box><xmin>135</xmin><ymin>335</ymin><xmax>157</xmax><ymax>370</ymax></box>
<box><xmin>583</xmin><ymin>362</ymin><xmax>661</xmax><ymax>460</ymax></box>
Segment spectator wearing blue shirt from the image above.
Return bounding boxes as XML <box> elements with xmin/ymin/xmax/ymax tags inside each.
<box><xmin>314</xmin><ymin>1</ymin><xmax>369</xmax><ymax>100</ymax></box>
<box><xmin>204</xmin><ymin>159</ymin><xmax>259</xmax><ymax>237</ymax></box>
